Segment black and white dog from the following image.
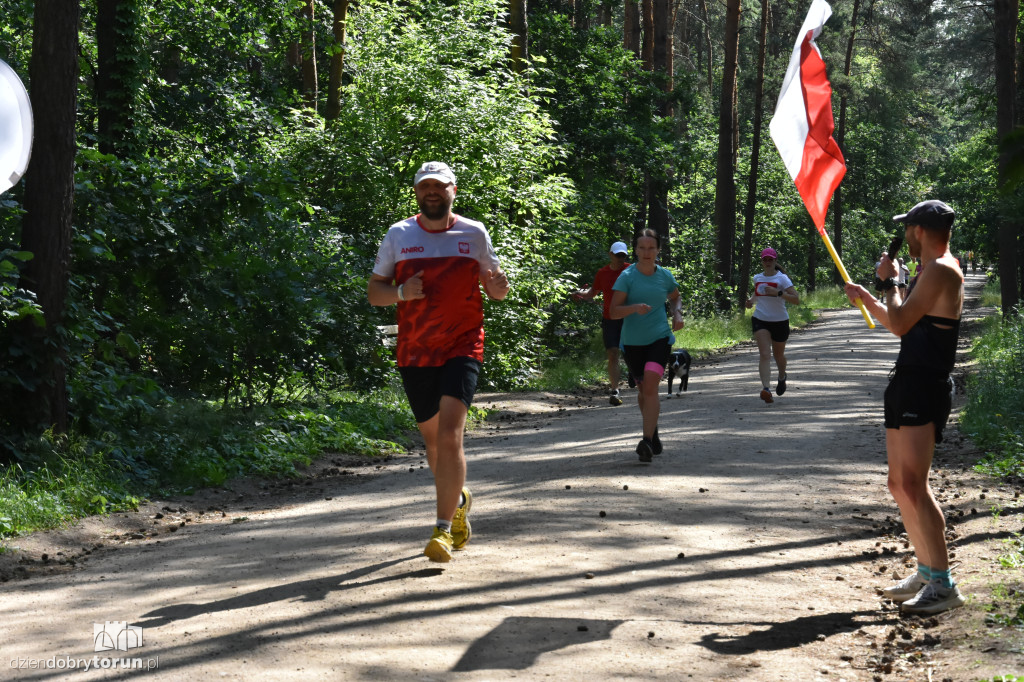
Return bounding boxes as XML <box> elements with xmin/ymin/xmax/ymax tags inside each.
<box><xmin>666</xmin><ymin>349</ymin><xmax>692</xmax><ymax>397</ymax></box>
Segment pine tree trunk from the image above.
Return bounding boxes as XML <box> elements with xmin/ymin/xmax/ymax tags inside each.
<box><xmin>647</xmin><ymin>0</ymin><xmax>674</xmax><ymax>248</ymax></box>
<box><xmin>642</xmin><ymin>0</ymin><xmax>655</xmax><ymax>70</ymax></box>
<box><xmin>301</xmin><ymin>0</ymin><xmax>317</xmax><ymax>111</ymax></box>
<box><xmin>14</xmin><ymin>0</ymin><xmax>80</xmax><ymax>439</ymax></box>
<box><xmin>995</xmin><ymin>0</ymin><xmax>1020</xmax><ymax>312</ymax></box>
<box><xmin>714</xmin><ymin>0</ymin><xmax>741</xmax><ymax>310</ymax></box>
<box><xmin>624</xmin><ymin>1</ymin><xmax>641</xmax><ymax>57</ymax></box>
<box><xmin>510</xmin><ymin>0</ymin><xmax>529</xmax><ymax>71</ymax></box>
<box><xmin>325</xmin><ymin>0</ymin><xmax>349</xmax><ymax>120</ymax></box>
<box><xmin>700</xmin><ymin>0</ymin><xmax>713</xmax><ymax>92</ymax></box>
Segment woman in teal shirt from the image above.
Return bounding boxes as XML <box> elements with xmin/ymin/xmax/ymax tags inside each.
<box><xmin>609</xmin><ymin>229</ymin><xmax>685</xmax><ymax>462</ymax></box>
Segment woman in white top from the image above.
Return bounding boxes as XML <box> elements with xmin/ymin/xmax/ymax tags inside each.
<box><xmin>744</xmin><ymin>247</ymin><xmax>800</xmax><ymax>403</ymax></box>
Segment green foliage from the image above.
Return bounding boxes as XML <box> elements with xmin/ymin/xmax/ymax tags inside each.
<box><xmin>0</xmin><ymin>389</ymin><xmax>414</xmax><ymax>538</ymax></box>
<box><xmin>0</xmin><ymin>437</ymin><xmax>139</xmax><ymax>538</ymax></box>
<box><xmin>73</xmin><ymin>147</ymin><xmax>386</xmax><ymax>406</ymax></box>
<box><xmin>83</xmin><ymin>391</ymin><xmax>414</xmax><ymax>491</ymax></box>
<box><xmin>961</xmin><ymin>309</ymin><xmax>1024</xmax><ymax>479</ymax></box>
<box><xmin>303</xmin><ymin>0</ymin><xmax>577</xmax><ymax>387</ymax></box>
<box><xmin>0</xmin><ymin>248</ymin><xmax>41</xmax><ymax>327</ymax></box>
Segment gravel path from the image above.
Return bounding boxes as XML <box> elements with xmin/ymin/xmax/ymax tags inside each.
<box><xmin>2</xmin><ymin>271</ymin><xmax>1021</xmax><ymax>681</ymax></box>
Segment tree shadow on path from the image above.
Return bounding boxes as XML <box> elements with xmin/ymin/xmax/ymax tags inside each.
<box><xmin>452</xmin><ymin>616</ymin><xmax>625</xmax><ymax>671</ymax></box>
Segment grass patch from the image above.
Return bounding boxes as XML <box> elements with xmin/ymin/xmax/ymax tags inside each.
<box><xmin>0</xmin><ymin>442</ymin><xmax>140</xmax><ymax>538</ymax></box>
<box><xmin>961</xmin><ymin>308</ymin><xmax>1024</xmax><ymax>479</ymax></box>
<box><xmin>980</xmin><ymin>275</ymin><xmax>1002</xmax><ymax>308</ymax></box>
<box><xmin>1</xmin><ymin>386</ymin><xmax>418</xmax><ymax>539</ymax></box>
<box><xmin>980</xmin><ymin>533</ymin><xmax>1024</xmax><ymax>631</ymax></box>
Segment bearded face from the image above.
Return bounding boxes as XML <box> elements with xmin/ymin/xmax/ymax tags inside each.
<box><xmin>415</xmin><ymin>180</ymin><xmax>455</xmax><ymax>220</ymax></box>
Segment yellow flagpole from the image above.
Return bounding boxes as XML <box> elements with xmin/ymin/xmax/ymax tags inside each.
<box><xmin>816</xmin><ymin>226</ymin><xmax>874</xmax><ymax>328</ymax></box>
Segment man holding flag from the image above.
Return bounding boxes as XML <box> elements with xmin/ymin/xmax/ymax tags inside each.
<box><xmin>771</xmin><ymin>1</ymin><xmax>964</xmax><ymax>614</ymax></box>
<box><xmin>844</xmin><ymin>200</ymin><xmax>965</xmax><ymax>615</ymax></box>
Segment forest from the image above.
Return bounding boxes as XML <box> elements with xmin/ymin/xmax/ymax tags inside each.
<box><xmin>0</xmin><ymin>0</ymin><xmax>1021</xmax><ymax>498</ymax></box>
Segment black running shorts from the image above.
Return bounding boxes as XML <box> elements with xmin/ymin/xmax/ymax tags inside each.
<box><xmin>623</xmin><ymin>337</ymin><xmax>672</xmax><ymax>382</ymax></box>
<box><xmin>399</xmin><ymin>357</ymin><xmax>482</xmax><ymax>424</ymax></box>
<box><xmin>883</xmin><ymin>367</ymin><xmax>954</xmax><ymax>444</ymax></box>
<box><xmin>601</xmin><ymin>317</ymin><xmax>624</xmax><ymax>350</ymax></box>
<box><xmin>751</xmin><ymin>316</ymin><xmax>790</xmax><ymax>343</ymax></box>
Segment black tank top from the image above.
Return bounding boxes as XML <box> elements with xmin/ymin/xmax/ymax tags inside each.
<box><xmin>895</xmin><ymin>276</ymin><xmax>961</xmax><ymax>374</ymax></box>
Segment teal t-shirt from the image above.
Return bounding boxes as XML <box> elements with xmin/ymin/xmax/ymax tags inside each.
<box><xmin>612</xmin><ymin>264</ymin><xmax>679</xmax><ymax>346</ymax></box>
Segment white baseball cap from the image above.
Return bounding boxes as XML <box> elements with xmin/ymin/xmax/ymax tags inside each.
<box><xmin>414</xmin><ymin>161</ymin><xmax>456</xmax><ymax>186</ymax></box>
<box><xmin>609</xmin><ymin>241</ymin><xmax>628</xmax><ymax>255</ymax></box>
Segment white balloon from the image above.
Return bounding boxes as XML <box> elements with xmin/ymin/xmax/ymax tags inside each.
<box><xmin>0</xmin><ymin>58</ymin><xmax>33</xmax><ymax>195</ymax></box>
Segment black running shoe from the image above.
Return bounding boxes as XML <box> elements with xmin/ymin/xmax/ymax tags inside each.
<box><xmin>777</xmin><ymin>373</ymin><xmax>787</xmax><ymax>396</ymax></box>
<box><xmin>636</xmin><ymin>438</ymin><xmax>653</xmax><ymax>463</ymax></box>
<box><xmin>651</xmin><ymin>430</ymin><xmax>663</xmax><ymax>455</ymax></box>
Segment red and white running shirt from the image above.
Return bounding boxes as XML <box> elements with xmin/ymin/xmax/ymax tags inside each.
<box><xmin>373</xmin><ymin>214</ymin><xmax>501</xmax><ymax>367</ymax></box>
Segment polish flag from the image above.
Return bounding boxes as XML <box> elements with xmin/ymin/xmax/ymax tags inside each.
<box><xmin>769</xmin><ymin>0</ymin><xmax>845</xmax><ymax>231</ymax></box>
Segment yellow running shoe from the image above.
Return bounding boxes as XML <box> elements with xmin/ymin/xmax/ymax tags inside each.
<box><xmin>424</xmin><ymin>527</ymin><xmax>453</xmax><ymax>563</ymax></box>
<box><xmin>451</xmin><ymin>487</ymin><xmax>473</xmax><ymax>550</ymax></box>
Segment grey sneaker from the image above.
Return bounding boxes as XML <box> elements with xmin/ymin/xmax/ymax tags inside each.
<box><xmin>900</xmin><ymin>581</ymin><xmax>965</xmax><ymax>615</ymax></box>
<box><xmin>882</xmin><ymin>573</ymin><xmax>928</xmax><ymax>603</ymax></box>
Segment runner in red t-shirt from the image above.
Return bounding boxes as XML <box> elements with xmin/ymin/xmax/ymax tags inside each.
<box><xmin>368</xmin><ymin>161</ymin><xmax>509</xmax><ymax>564</ymax></box>
<box><xmin>574</xmin><ymin>241</ymin><xmax>630</xmax><ymax>405</ymax></box>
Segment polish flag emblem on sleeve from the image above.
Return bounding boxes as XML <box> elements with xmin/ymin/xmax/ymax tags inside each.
<box><xmin>769</xmin><ymin>0</ymin><xmax>846</xmax><ymax>231</ymax></box>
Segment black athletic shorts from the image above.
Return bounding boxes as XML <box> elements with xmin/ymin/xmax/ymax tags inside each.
<box><xmin>751</xmin><ymin>316</ymin><xmax>790</xmax><ymax>343</ymax></box>
<box><xmin>601</xmin><ymin>317</ymin><xmax>624</xmax><ymax>350</ymax></box>
<box><xmin>398</xmin><ymin>357</ymin><xmax>482</xmax><ymax>424</ymax></box>
<box><xmin>883</xmin><ymin>366</ymin><xmax>954</xmax><ymax>444</ymax></box>
<box><xmin>623</xmin><ymin>337</ymin><xmax>672</xmax><ymax>383</ymax></box>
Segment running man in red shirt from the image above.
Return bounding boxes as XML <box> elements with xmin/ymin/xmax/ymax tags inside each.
<box><xmin>368</xmin><ymin>161</ymin><xmax>510</xmax><ymax>563</ymax></box>
<box><xmin>574</xmin><ymin>241</ymin><xmax>631</xmax><ymax>405</ymax></box>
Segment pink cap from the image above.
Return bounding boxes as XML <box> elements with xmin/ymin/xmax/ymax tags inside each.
<box><xmin>760</xmin><ymin>247</ymin><xmax>778</xmax><ymax>259</ymax></box>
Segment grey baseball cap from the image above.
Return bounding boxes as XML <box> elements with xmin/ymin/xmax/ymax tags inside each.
<box><xmin>414</xmin><ymin>161</ymin><xmax>457</xmax><ymax>186</ymax></box>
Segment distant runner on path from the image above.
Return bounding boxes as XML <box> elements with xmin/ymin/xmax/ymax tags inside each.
<box><xmin>574</xmin><ymin>241</ymin><xmax>631</xmax><ymax>406</ymax></box>
<box><xmin>745</xmin><ymin>247</ymin><xmax>799</xmax><ymax>404</ymax></box>
<box><xmin>609</xmin><ymin>228</ymin><xmax>684</xmax><ymax>463</ymax></box>
<box><xmin>844</xmin><ymin>199</ymin><xmax>966</xmax><ymax>615</ymax></box>
<box><xmin>367</xmin><ymin>161</ymin><xmax>510</xmax><ymax>563</ymax></box>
